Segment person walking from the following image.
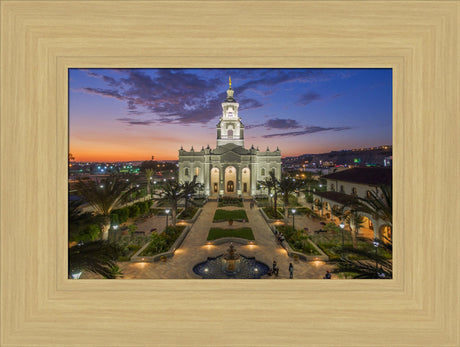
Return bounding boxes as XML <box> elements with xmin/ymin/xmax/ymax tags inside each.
<box><xmin>289</xmin><ymin>263</ymin><xmax>294</xmax><ymax>279</ymax></box>
<box><xmin>323</xmin><ymin>270</ymin><xmax>331</xmax><ymax>279</ymax></box>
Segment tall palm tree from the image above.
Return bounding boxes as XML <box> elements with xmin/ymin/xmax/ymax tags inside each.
<box><xmin>181</xmin><ymin>176</ymin><xmax>199</xmax><ymax>215</ymax></box>
<box><xmin>156</xmin><ymin>181</ymin><xmax>183</xmax><ymax>227</ymax></box>
<box><xmin>144</xmin><ymin>168</ymin><xmax>155</xmax><ymax>198</ymax></box>
<box><xmin>74</xmin><ymin>175</ymin><xmax>139</xmax><ymax>240</ymax></box>
<box><xmin>257</xmin><ymin>177</ymin><xmax>273</xmax><ymax>207</ymax></box>
<box><xmin>345</xmin><ymin>209</ymin><xmax>365</xmax><ymax>247</ymax></box>
<box><xmin>278</xmin><ymin>176</ymin><xmax>299</xmax><ymax>224</ymax></box>
<box><xmin>68</xmin><ymin>240</ymin><xmax>123</xmax><ymax>279</ymax></box>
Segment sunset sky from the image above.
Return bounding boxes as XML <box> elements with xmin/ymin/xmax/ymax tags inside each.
<box><xmin>69</xmin><ymin>68</ymin><xmax>392</xmax><ymax>162</ymax></box>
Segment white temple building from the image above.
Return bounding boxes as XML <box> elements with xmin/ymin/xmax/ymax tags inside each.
<box><xmin>178</xmin><ymin>78</ymin><xmax>281</xmax><ymax>197</ymax></box>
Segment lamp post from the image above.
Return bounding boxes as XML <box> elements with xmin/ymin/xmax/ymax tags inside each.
<box><xmin>373</xmin><ymin>239</ymin><xmax>380</xmax><ymax>275</ymax></box>
<box><xmin>291</xmin><ymin>209</ymin><xmax>296</xmax><ymax>231</ymax></box>
<box><xmin>339</xmin><ymin>223</ymin><xmax>345</xmax><ymax>258</ymax></box>
<box><xmin>165</xmin><ymin>209</ymin><xmax>170</xmax><ymax>228</ymax></box>
<box><xmin>153</xmin><ymin>181</ymin><xmax>156</xmax><ymax>198</ymax></box>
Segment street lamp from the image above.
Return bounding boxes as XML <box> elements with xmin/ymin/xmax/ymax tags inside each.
<box><xmin>165</xmin><ymin>209</ymin><xmax>170</xmax><ymax>228</ymax></box>
<box><xmin>339</xmin><ymin>223</ymin><xmax>345</xmax><ymax>258</ymax></box>
<box><xmin>373</xmin><ymin>239</ymin><xmax>380</xmax><ymax>273</ymax></box>
<box><xmin>291</xmin><ymin>209</ymin><xmax>296</xmax><ymax>231</ymax></box>
<box><xmin>153</xmin><ymin>181</ymin><xmax>156</xmax><ymax>197</ymax></box>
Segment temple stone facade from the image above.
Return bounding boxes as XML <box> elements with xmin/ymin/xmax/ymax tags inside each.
<box><xmin>178</xmin><ymin>79</ymin><xmax>281</xmax><ymax>197</ymax></box>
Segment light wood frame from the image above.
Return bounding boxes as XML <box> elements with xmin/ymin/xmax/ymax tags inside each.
<box><xmin>1</xmin><ymin>1</ymin><xmax>459</xmax><ymax>346</ymax></box>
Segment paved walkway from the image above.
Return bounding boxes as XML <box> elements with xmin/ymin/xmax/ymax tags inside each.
<box><xmin>82</xmin><ymin>198</ymin><xmax>336</xmax><ymax>279</ymax></box>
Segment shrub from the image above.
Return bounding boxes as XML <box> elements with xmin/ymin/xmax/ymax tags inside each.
<box><xmin>128</xmin><ymin>204</ymin><xmax>140</xmax><ymax>218</ymax></box>
<box><xmin>110</xmin><ymin>213</ymin><xmax>119</xmax><ymax>226</ymax></box>
<box><xmin>117</xmin><ymin>208</ymin><xmax>130</xmax><ymax>223</ymax></box>
<box><xmin>137</xmin><ymin>201</ymin><xmax>149</xmax><ymax>215</ymax></box>
<box><xmin>77</xmin><ymin>224</ymin><xmax>101</xmax><ymax>242</ymax></box>
<box><xmin>262</xmin><ymin>207</ymin><xmax>283</xmax><ymax>219</ymax></box>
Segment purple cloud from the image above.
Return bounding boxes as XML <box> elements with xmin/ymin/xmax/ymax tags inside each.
<box><xmin>298</xmin><ymin>91</ymin><xmax>322</xmax><ymax>105</ymax></box>
<box><xmin>265</xmin><ymin>118</ymin><xmax>301</xmax><ymax>129</ymax></box>
<box><xmin>263</xmin><ymin>126</ymin><xmax>351</xmax><ymax>138</ymax></box>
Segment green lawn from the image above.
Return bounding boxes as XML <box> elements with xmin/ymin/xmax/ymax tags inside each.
<box><xmin>207</xmin><ymin>227</ymin><xmax>255</xmax><ymax>241</ymax></box>
<box><xmin>213</xmin><ymin>209</ymin><xmax>248</xmax><ymax>222</ymax></box>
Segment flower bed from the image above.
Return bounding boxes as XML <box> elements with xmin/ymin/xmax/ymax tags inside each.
<box><xmin>140</xmin><ymin>225</ymin><xmax>186</xmax><ymax>256</ymax></box>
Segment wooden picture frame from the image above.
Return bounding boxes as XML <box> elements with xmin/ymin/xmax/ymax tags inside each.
<box><xmin>1</xmin><ymin>1</ymin><xmax>458</xmax><ymax>346</ymax></box>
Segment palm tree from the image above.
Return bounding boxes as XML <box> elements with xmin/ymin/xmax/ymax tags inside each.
<box><xmin>278</xmin><ymin>176</ymin><xmax>299</xmax><ymax>224</ymax></box>
<box><xmin>144</xmin><ymin>168</ymin><xmax>155</xmax><ymax>198</ymax></box>
<box><xmin>315</xmin><ymin>199</ymin><xmax>324</xmax><ymax>217</ymax></box>
<box><xmin>68</xmin><ymin>240</ymin><xmax>123</xmax><ymax>279</ymax></box>
<box><xmin>156</xmin><ymin>181</ymin><xmax>183</xmax><ymax>227</ymax></box>
<box><xmin>333</xmin><ymin>237</ymin><xmax>392</xmax><ymax>279</ymax></box>
<box><xmin>357</xmin><ymin>185</ymin><xmax>392</xmax><ymax>227</ymax></box>
<box><xmin>257</xmin><ymin>177</ymin><xmax>273</xmax><ymax>207</ymax></box>
<box><xmin>345</xmin><ymin>209</ymin><xmax>365</xmax><ymax>247</ymax></box>
<box><xmin>331</xmin><ymin>205</ymin><xmax>345</xmax><ymax>223</ymax></box>
<box><xmin>74</xmin><ymin>175</ymin><xmax>139</xmax><ymax>240</ymax></box>
<box><xmin>181</xmin><ymin>176</ymin><xmax>199</xmax><ymax>215</ymax></box>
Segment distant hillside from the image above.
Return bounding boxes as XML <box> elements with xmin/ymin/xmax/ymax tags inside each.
<box><xmin>283</xmin><ymin>146</ymin><xmax>392</xmax><ymax>167</ymax></box>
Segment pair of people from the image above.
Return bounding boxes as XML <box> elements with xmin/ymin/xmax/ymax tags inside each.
<box><xmin>272</xmin><ymin>260</ymin><xmax>293</xmax><ymax>278</ymax></box>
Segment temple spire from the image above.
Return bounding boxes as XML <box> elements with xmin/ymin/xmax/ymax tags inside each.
<box><xmin>229</xmin><ymin>76</ymin><xmax>232</xmax><ymax>88</ymax></box>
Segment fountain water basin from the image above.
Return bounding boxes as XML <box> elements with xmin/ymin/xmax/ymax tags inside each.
<box><xmin>193</xmin><ymin>243</ymin><xmax>269</xmax><ymax>279</ymax></box>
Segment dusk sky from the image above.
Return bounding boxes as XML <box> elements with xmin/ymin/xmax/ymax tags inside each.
<box><xmin>69</xmin><ymin>68</ymin><xmax>392</xmax><ymax>162</ymax></box>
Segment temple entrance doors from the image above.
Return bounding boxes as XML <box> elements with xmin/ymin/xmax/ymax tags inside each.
<box><xmin>224</xmin><ymin>166</ymin><xmax>237</xmax><ymax>196</ymax></box>
<box><xmin>210</xmin><ymin>168</ymin><xmax>220</xmax><ymax>196</ymax></box>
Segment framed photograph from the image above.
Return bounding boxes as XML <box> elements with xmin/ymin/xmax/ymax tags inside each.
<box><xmin>68</xmin><ymin>68</ymin><xmax>393</xmax><ymax>280</ymax></box>
<box><xmin>1</xmin><ymin>1</ymin><xmax>458</xmax><ymax>346</ymax></box>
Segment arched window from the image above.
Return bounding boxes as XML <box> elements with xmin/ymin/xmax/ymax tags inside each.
<box><xmin>184</xmin><ymin>168</ymin><xmax>189</xmax><ymax>176</ymax></box>
<box><xmin>366</xmin><ymin>190</ymin><xmax>372</xmax><ymax>198</ymax></box>
<box><xmin>330</xmin><ymin>184</ymin><xmax>335</xmax><ymax>191</ymax></box>
<box><xmin>340</xmin><ymin>185</ymin><xmax>344</xmax><ymax>193</ymax></box>
<box><xmin>271</xmin><ymin>168</ymin><xmax>276</xmax><ymax>175</ymax></box>
<box><xmin>352</xmin><ymin>187</ymin><xmax>358</xmax><ymax>196</ymax></box>
<box><xmin>195</xmin><ymin>167</ymin><xmax>200</xmax><ymax>176</ymax></box>
<box><xmin>228</xmin><ymin>129</ymin><xmax>233</xmax><ymax>138</ymax></box>
<box><xmin>261</xmin><ymin>168</ymin><xmax>265</xmax><ymax>176</ymax></box>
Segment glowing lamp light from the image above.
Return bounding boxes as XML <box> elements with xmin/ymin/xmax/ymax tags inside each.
<box><xmin>165</xmin><ymin>209</ymin><xmax>170</xmax><ymax>214</ymax></box>
<box><xmin>339</xmin><ymin>223</ymin><xmax>345</xmax><ymax>229</ymax></box>
<box><xmin>71</xmin><ymin>272</ymin><xmax>82</xmax><ymax>279</ymax></box>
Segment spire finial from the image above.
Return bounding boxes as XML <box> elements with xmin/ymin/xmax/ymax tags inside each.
<box><xmin>229</xmin><ymin>76</ymin><xmax>232</xmax><ymax>88</ymax></box>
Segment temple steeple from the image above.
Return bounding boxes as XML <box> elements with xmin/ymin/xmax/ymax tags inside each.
<box><xmin>217</xmin><ymin>79</ymin><xmax>244</xmax><ymax>147</ymax></box>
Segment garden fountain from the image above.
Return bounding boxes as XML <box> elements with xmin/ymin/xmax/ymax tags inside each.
<box><xmin>193</xmin><ymin>243</ymin><xmax>269</xmax><ymax>279</ymax></box>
